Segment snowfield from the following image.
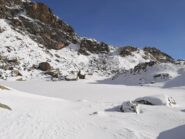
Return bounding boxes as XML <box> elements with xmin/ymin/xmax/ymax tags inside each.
<box><xmin>0</xmin><ymin>80</ymin><xmax>185</xmax><ymax>139</ymax></box>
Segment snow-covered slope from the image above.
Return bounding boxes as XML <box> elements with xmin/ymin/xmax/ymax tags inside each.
<box><xmin>0</xmin><ymin>18</ymin><xmax>153</xmax><ymax>81</ymax></box>
<box><xmin>101</xmin><ymin>62</ymin><xmax>185</xmax><ymax>88</ymax></box>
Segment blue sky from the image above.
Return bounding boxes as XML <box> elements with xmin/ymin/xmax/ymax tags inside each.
<box><xmin>37</xmin><ymin>0</ymin><xmax>185</xmax><ymax>59</ymax></box>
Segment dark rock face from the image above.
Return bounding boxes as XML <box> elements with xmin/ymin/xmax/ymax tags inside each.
<box><xmin>79</xmin><ymin>39</ymin><xmax>110</xmax><ymax>55</ymax></box>
<box><xmin>144</xmin><ymin>47</ymin><xmax>174</xmax><ymax>63</ymax></box>
<box><xmin>0</xmin><ymin>0</ymin><xmax>79</xmax><ymax>50</ymax></box>
<box><xmin>38</xmin><ymin>62</ymin><xmax>51</xmax><ymax>71</ymax></box>
<box><xmin>119</xmin><ymin>46</ymin><xmax>138</xmax><ymax>57</ymax></box>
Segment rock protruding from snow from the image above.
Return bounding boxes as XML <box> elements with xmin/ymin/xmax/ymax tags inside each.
<box><xmin>144</xmin><ymin>47</ymin><xmax>174</xmax><ymax>63</ymax></box>
<box><xmin>77</xmin><ymin>71</ymin><xmax>86</xmax><ymax>79</ymax></box>
<box><xmin>120</xmin><ymin>101</ymin><xmax>140</xmax><ymax>114</ymax></box>
<box><xmin>38</xmin><ymin>62</ymin><xmax>51</xmax><ymax>71</ymax></box>
<box><xmin>153</xmin><ymin>73</ymin><xmax>170</xmax><ymax>80</ymax></box>
<box><xmin>119</xmin><ymin>46</ymin><xmax>138</xmax><ymax>57</ymax></box>
<box><xmin>134</xmin><ymin>95</ymin><xmax>176</xmax><ymax>107</ymax></box>
<box><xmin>132</xmin><ymin>61</ymin><xmax>157</xmax><ymax>73</ymax></box>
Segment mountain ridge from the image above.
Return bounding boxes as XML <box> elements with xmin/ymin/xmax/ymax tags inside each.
<box><xmin>0</xmin><ymin>0</ymin><xmax>184</xmax><ymax>83</ymax></box>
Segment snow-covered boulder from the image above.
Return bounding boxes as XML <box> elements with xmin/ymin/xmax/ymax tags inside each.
<box><xmin>134</xmin><ymin>95</ymin><xmax>176</xmax><ymax>107</ymax></box>
<box><xmin>120</xmin><ymin>101</ymin><xmax>140</xmax><ymax>114</ymax></box>
<box><xmin>153</xmin><ymin>73</ymin><xmax>170</xmax><ymax>80</ymax></box>
<box><xmin>6</xmin><ymin>56</ymin><xmax>18</xmax><ymax>63</ymax></box>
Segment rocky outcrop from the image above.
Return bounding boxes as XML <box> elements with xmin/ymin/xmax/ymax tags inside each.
<box><xmin>119</xmin><ymin>46</ymin><xmax>138</xmax><ymax>57</ymax></box>
<box><xmin>0</xmin><ymin>0</ymin><xmax>79</xmax><ymax>50</ymax></box>
<box><xmin>23</xmin><ymin>2</ymin><xmax>78</xmax><ymax>49</ymax></box>
<box><xmin>153</xmin><ymin>73</ymin><xmax>170</xmax><ymax>79</ymax></box>
<box><xmin>79</xmin><ymin>39</ymin><xmax>110</xmax><ymax>55</ymax></box>
<box><xmin>132</xmin><ymin>61</ymin><xmax>157</xmax><ymax>73</ymax></box>
<box><xmin>26</xmin><ymin>2</ymin><xmax>56</xmax><ymax>25</ymax></box>
<box><xmin>144</xmin><ymin>47</ymin><xmax>174</xmax><ymax>63</ymax></box>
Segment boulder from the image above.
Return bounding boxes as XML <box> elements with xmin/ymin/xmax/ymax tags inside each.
<box><xmin>38</xmin><ymin>62</ymin><xmax>51</xmax><ymax>71</ymax></box>
<box><xmin>54</xmin><ymin>42</ymin><xmax>66</xmax><ymax>50</ymax></box>
<box><xmin>134</xmin><ymin>95</ymin><xmax>176</xmax><ymax>107</ymax></box>
<box><xmin>120</xmin><ymin>101</ymin><xmax>140</xmax><ymax>114</ymax></box>
<box><xmin>77</xmin><ymin>71</ymin><xmax>86</xmax><ymax>79</ymax></box>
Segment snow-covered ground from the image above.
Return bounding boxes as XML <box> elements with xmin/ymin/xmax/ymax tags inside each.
<box><xmin>0</xmin><ymin>80</ymin><xmax>185</xmax><ymax>139</ymax></box>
